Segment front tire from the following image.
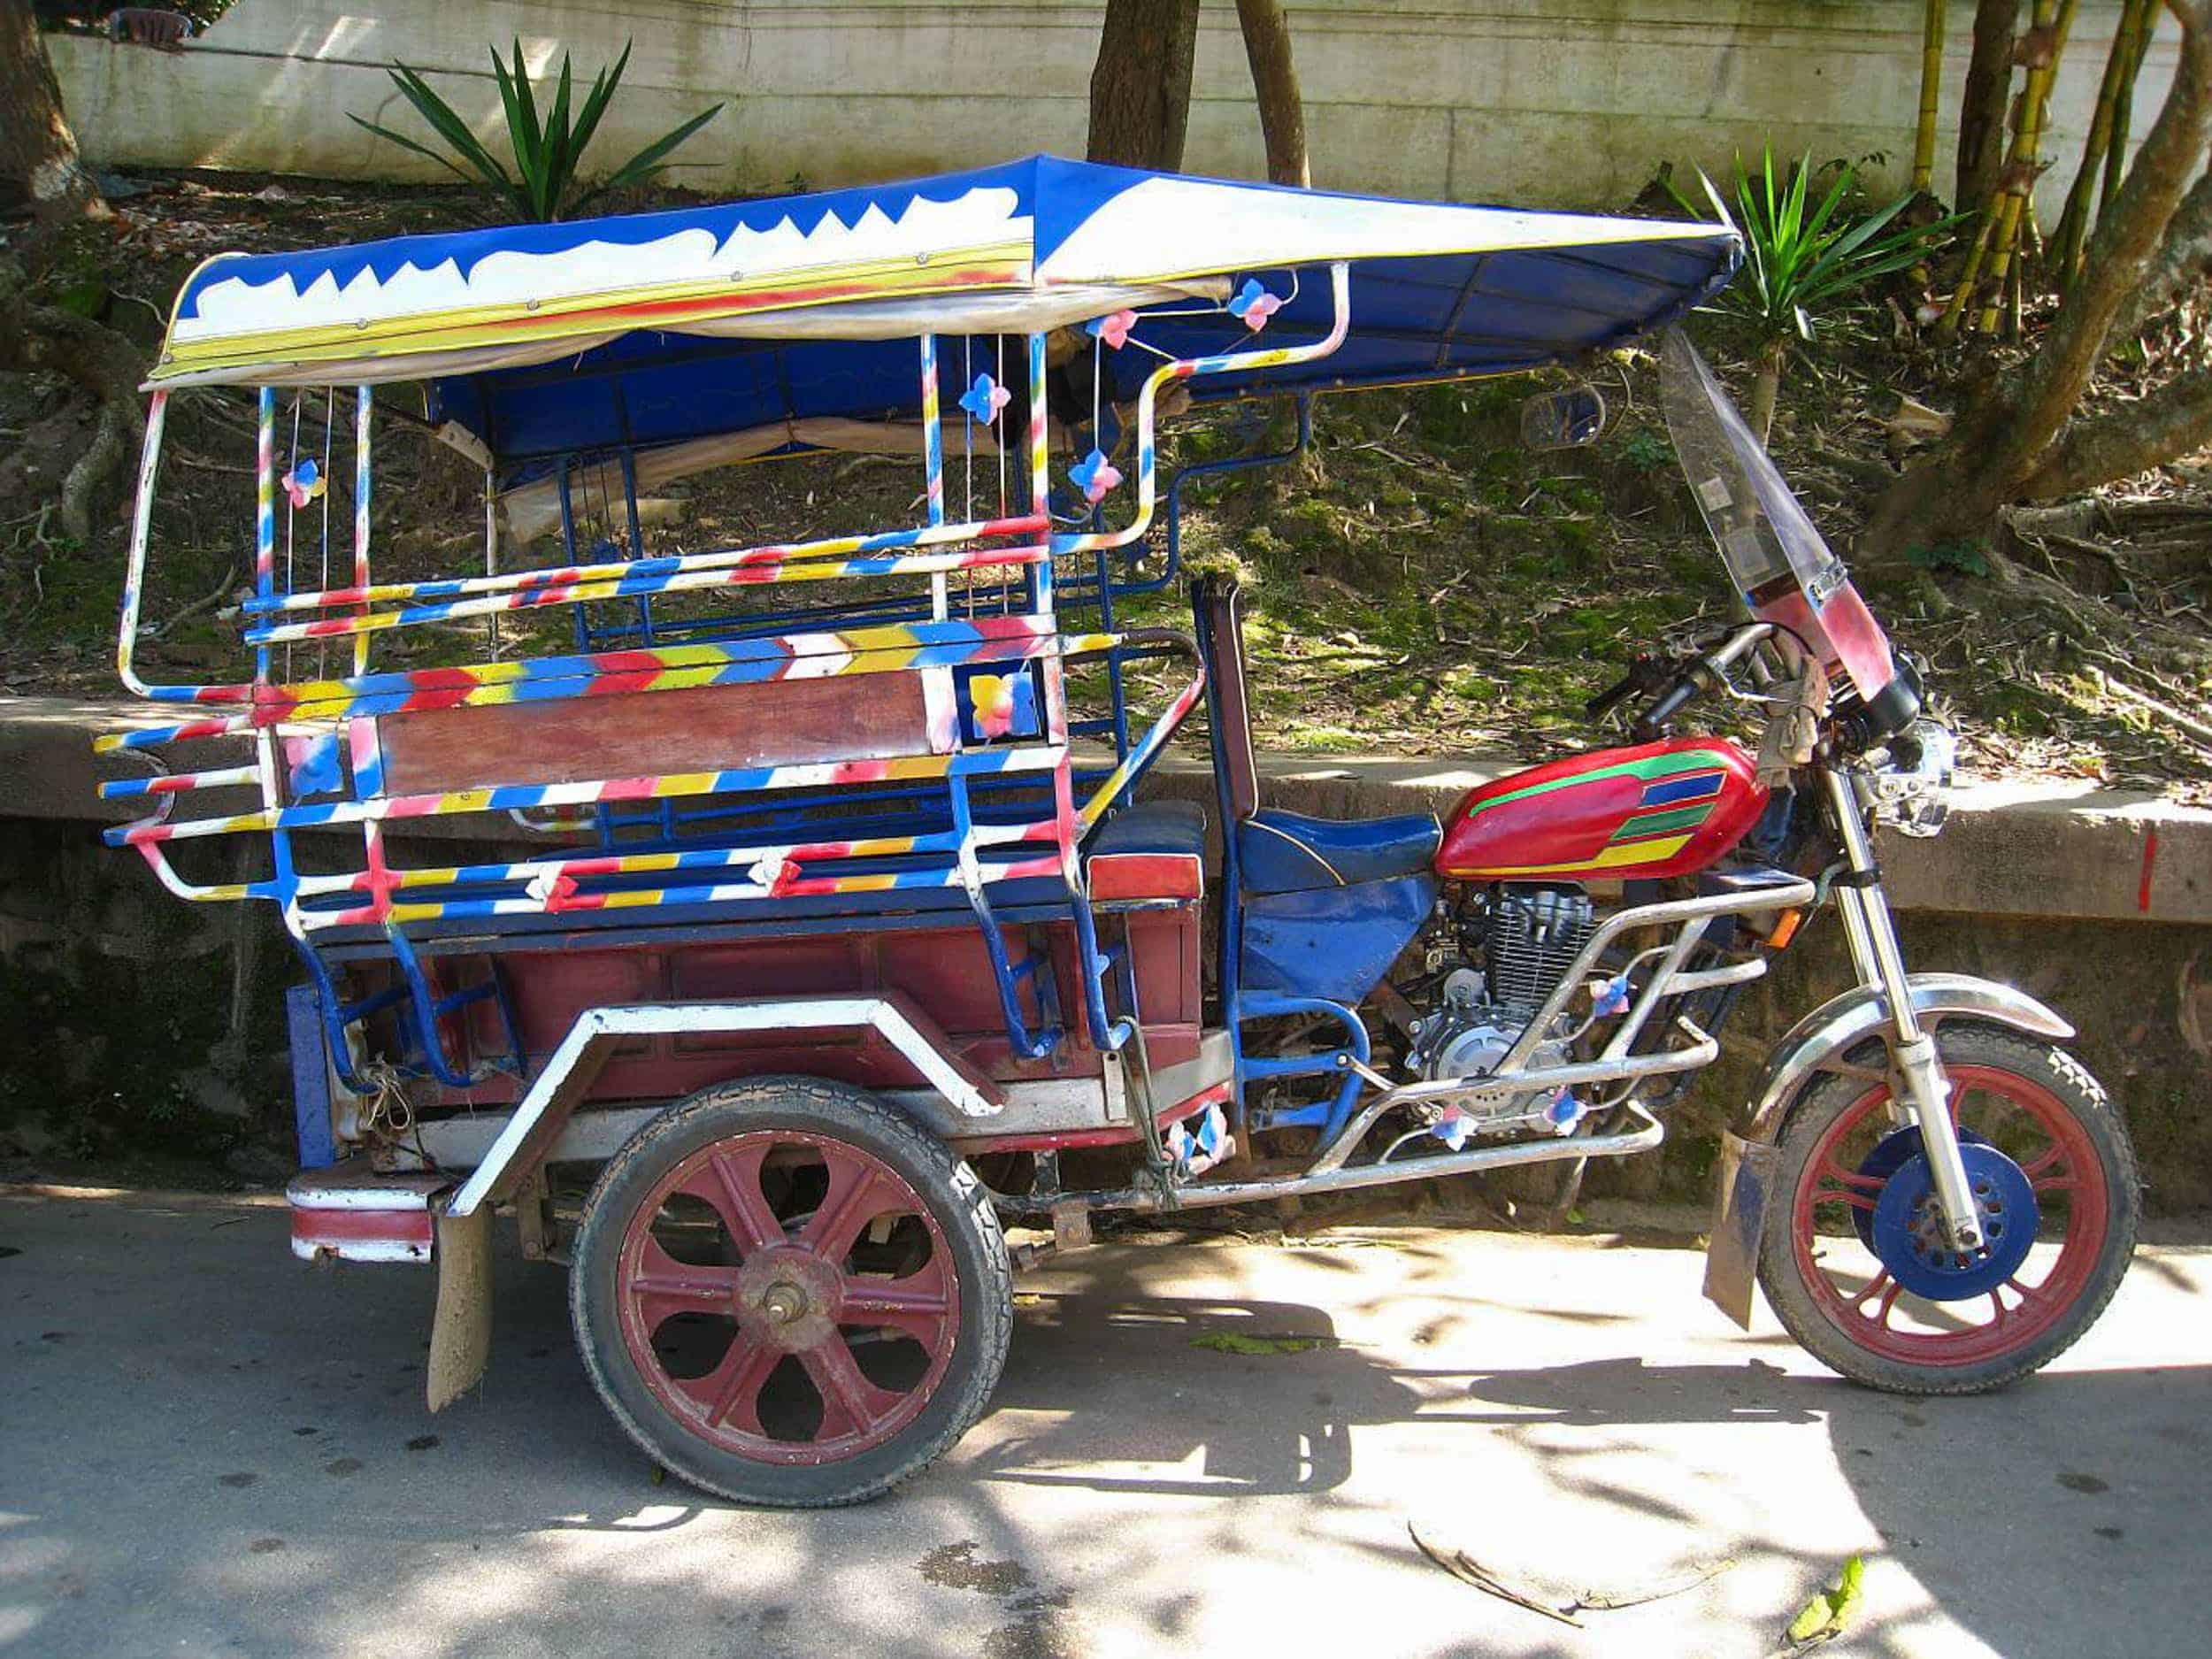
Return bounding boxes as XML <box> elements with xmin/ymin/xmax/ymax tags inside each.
<box><xmin>1756</xmin><ymin>1023</ymin><xmax>2139</xmax><ymax>1394</ymax></box>
<box><xmin>570</xmin><ymin>1076</ymin><xmax>1011</xmax><ymax>1507</ymax></box>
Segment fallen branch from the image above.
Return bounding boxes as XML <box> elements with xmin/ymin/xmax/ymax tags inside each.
<box><xmin>2096</xmin><ymin>669</ymin><xmax>2212</xmax><ymax>747</ymax></box>
<box><xmin>1409</xmin><ymin>1520</ymin><xmax>1737</xmax><ymax>1627</ymax></box>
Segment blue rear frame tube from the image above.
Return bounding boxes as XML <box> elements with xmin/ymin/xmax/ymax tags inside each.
<box><xmin>1193</xmin><ymin>567</ymin><xmax>1368</xmax><ymax>1145</ymax></box>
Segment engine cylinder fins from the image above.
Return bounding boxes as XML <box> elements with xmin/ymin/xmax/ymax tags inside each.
<box><xmin>1476</xmin><ymin>885</ymin><xmax>1597</xmax><ymax>1012</ymax></box>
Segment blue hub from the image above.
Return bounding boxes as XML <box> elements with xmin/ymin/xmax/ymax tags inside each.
<box><xmin>1868</xmin><ymin>1140</ymin><xmax>2039</xmax><ymax>1302</ymax></box>
<box><xmin>1850</xmin><ymin>1125</ymin><xmax>1993</xmax><ymax>1251</ymax></box>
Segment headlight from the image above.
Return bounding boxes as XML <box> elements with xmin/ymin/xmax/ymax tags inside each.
<box><xmin>1866</xmin><ymin>718</ymin><xmax>1954</xmax><ymax>837</ymax></box>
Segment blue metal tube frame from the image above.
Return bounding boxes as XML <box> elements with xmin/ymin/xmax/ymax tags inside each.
<box><xmin>1194</xmin><ymin>571</ymin><xmax>1371</xmax><ymax>1143</ymax></box>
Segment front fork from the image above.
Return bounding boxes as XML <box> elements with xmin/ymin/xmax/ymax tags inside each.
<box><xmin>1819</xmin><ymin>766</ymin><xmax>1985</xmax><ymax>1252</ymax></box>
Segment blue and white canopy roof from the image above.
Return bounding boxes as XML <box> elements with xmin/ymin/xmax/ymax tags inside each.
<box><xmin>150</xmin><ymin>154</ymin><xmax>1738</xmax><ymax>465</ymax></box>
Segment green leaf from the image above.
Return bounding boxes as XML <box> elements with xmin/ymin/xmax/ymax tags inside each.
<box><xmin>387</xmin><ymin>63</ymin><xmax>511</xmax><ymax>188</ymax></box>
<box><xmin>588</xmin><ymin>103</ymin><xmax>726</xmax><ymax>200</ymax></box>
<box><xmin>490</xmin><ymin>41</ymin><xmax>541</xmax><ymax>204</ymax></box>
<box><xmin>537</xmin><ymin>53</ymin><xmax>576</xmax><ymax>219</ymax></box>
<box><xmin>567</xmin><ymin>40</ymin><xmax>633</xmax><ymax>169</ymax></box>
<box><xmin>351</xmin><ymin>38</ymin><xmax>721</xmax><ymax>223</ymax></box>
<box><xmin>1786</xmin><ymin>1555</ymin><xmax>1865</xmax><ymax>1645</ymax></box>
<box><xmin>347</xmin><ymin>115</ymin><xmax>481</xmax><ymax>187</ymax></box>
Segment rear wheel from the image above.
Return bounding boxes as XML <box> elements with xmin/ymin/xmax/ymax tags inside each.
<box><xmin>1756</xmin><ymin>1024</ymin><xmax>2138</xmax><ymax>1394</ymax></box>
<box><xmin>571</xmin><ymin>1076</ymin><xmax>1011</xmax><ymax>1506</ymax></box>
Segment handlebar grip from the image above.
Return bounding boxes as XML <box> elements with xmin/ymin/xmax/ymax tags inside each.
<box><xmin>1632</xmin><ymin>674</ymin><xmax>1702</xmax><ymax>741</ymax></box>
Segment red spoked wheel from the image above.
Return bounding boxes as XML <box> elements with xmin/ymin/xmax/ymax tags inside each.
<box><xmin>572</xmin><ymin>1077</ymin><xmax>1010</xmax><ymax>1506</ymax></box>
<box><xmin>1756</xmin><ymin>1024</ymin><xmax>2139</xmax><ymax>1394</ymax></box>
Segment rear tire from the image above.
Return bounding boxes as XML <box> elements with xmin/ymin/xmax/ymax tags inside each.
<box><xmin>570</xmin><ymin>1076</ymin><xmax>1011</xmax><ymax>1506</ymax></box>
<box><xmin>1755</xmin><ymin>1024</ymin><xmax>2138</xmax><ymax>1395</ymax></box>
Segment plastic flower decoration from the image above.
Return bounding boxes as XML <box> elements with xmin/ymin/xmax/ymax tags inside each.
<box><xmin>282</xmin><ymin>457</ymin><xmax>326</xmax><ymax>510</ymax></box>
<box><xmin>1228</xmin><ymin>278</ymin><xmax>1283</xmax><ymax>332</ymax></box>
<box><xmin>969</xmin><ymin>672</ymin><xmax>1037</xmax><ymax>740</ymax></box>
<box><xmin>286</xmin><ymin>732</ymin><xmax>342</xmax><ymax>797</ymax></box>
<box><xmin>1069</xmin><ymin>448</ymin><xmax>1123</xmax><ymax>504</ymax></box>
<box><xmin>957</xmin><ymin>372</ymin><xmax>1011</xmax><ymax>426</ymax></box>
<box><xmin>1085</xmin><ymin>310</ymin><xmax>1139</xmax><ymax>349</ymax></box>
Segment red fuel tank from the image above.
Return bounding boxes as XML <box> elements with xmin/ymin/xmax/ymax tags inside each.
<box><xmin>1436</xmin><ymin>736</ymin><xmax>1769</xmax><ymax>880</ymax></box>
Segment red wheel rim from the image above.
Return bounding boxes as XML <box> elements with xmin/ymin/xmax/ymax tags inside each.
<box><xmin>1790</xmin><ymin>1063</ymin><xmax>2108</xmax><ymax>1368</ymax></box>
<box><xmin>615</xmin><ymin>1132</ymin><xmax>960</xmax><ymax>1464</ymax></box>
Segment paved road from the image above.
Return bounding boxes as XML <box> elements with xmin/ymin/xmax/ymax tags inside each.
<box><xmin>2</xmin><ymin>1187</ymin><xmax>2206</xmax><ymax>1659</ymax></box>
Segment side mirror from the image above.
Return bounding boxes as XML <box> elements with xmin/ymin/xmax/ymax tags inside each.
<box><xmin>1520</xmin><ymin>384</ymin><xmax>1607</xmax><ymax>450</ymax></box>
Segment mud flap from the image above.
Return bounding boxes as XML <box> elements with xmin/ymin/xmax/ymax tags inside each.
<box><xmin>1701</xmin><ymin>1130</ymin><xmax>1777</xmax><ymax>1331</ymax></box>
<box><xmin>426</xmin><ymin>1207</ymin><xmax>492</xmax><ymax>1412</ymax></box>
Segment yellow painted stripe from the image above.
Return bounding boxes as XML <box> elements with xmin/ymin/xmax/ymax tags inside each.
<box><xmin>155</xmin><ymin>243</ymin><xmax>1033</xmax><ymax>380</ymax></box>
<box><xmin>1479</xmin><ymin>833</ymin><xmax>1693</xmax><ymax>878</ymax></box>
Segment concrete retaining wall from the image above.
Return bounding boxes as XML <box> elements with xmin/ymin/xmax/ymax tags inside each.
<box><xmin>3</xmin><ymin>697</ymin><xmax>2206</xmax><ymax>1206</ymax></box>
<box><xmin>53</xmin><ymin>1</ymin><xmax>2178</xmax><ymax>214</ymax></box>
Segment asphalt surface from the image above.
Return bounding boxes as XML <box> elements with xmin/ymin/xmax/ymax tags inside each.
<box><xmin>2</xmin><ymin>1186</ymin><xmax>2206</xmax><ymax>1659</ymax></box>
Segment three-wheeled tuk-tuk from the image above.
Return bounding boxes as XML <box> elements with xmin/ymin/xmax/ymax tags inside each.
<box><xmin>100</xmin><ymin>157</ymin><xmax>2138</xmax><ymax>1505</ymax></box>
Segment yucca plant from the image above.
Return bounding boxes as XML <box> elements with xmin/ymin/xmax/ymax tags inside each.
<box><xmin>351</xmin><ymin>40</ymin><xmax>724</xmax><ymax>223</ymax></box>
<box><xmin>1674</xmin><ymin>149</ymin><xmax>1959</xmax><ymax>442</ymax></box>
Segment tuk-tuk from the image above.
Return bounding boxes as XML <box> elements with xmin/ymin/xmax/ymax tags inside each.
<box><xmin>101</xmin><ymin>156</ymin><xmax>2137</xmax><ymax>1505</ymax></box>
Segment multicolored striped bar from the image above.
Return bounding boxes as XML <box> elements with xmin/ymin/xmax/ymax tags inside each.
<box><xmin>1028</xmin><ymin>330</ymin><xmax>1051</xmax><ymax>612</ymax></box>
<box><xmin>289</xmin><ymin>814</ymin><xmax>1064</xmax><ymax>928</ymax></box>
<box><xmin>352</xmin><ymin>387</ymin><xmax>373</xmax><ymax>677</ymax></box>
<box><xmin>236</xmin><ymin>509</ymin><xmax>1052</xmax><ymax>618</ymax></box>
<box><xmin>1052</xmin><ymin>262</ymin><xmax>1350</xmax><ymax>562</ymax></box>
<box><xmin>96</xmin><ymin>621</ymin><xmax>1120</xmax><ymax>752</ymax></box>
<box><xmin>107</xmin><ymin>743</ymin><xmax>1071</xmax><ymax>847</ymax></box>
<box><xmin>115</xmin><ymin>390</ymin><xmax>171</xmax><ymax>700</ymax></box>
<box><xmin>244</xmin><ymin>542</ymin><xmax>1052</xmax><ymax>647</ymax></box>
<box><xmin>254</xmin><ymin>388</ymin><xmax>276</xmax><ymax>680</ymax></box>
<box><xmin>1077</xmin><ymin>667</ymin><xmax>1208</xmax><ymax>833</ymax></box>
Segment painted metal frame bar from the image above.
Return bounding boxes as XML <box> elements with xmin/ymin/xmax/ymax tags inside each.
<box><xmin>1050</xmin><ymin>264</ymin><xmax>1350</xmax><ymax>561</ymax></box>
<box><xmin>444</xmin><ymin>997</ymin><xmax>1010</xmax><ymax>1218</ymax></box>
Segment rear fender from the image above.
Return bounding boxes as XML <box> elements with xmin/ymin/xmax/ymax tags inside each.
<box><xmin>444</xmin><ymin>994</ymin><xmax>1004</xmax><ymax>1221</ymax></box>
<box><xmin>1700</xmin><ymin>972</ymin><xmax>2075</xmax><ymax>1330</ymax></box>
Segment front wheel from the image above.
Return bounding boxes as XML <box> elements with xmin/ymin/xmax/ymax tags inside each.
<box><xmin>1756</xmin><ymin>1023</ymin><xmax>2139</xmax><ymax>1394</ymax></box>
<box><xmin>570</xmin><ymin>1076</ymin><xmax>1012</xmax><ymax>1506</ymax></box>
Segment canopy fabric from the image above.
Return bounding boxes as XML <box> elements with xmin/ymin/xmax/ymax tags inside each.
<box><xmin>149</xmin><ymin>154</ymin><xmax>1739</xmax><ymax>468</ymax></box>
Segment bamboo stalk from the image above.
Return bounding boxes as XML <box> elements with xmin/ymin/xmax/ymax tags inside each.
<box><xmin>2052</xmin><ymin>0</ymin><xmax>2154</xmax><ymax>287</ymax></box>
<box><xmin>1936</xmin><ymin>196</ymin><xmax>2001</xmax><ymax>340</ymax></box>
<box><xmin>1975</xmin><ymin>0</ymin><xmax>2078</xmax><ymax>334</ymax></box>
<box><xmin>2100</xmin><ymin>0</ymin><xmax>2157</xmax><ymax>219</ymax></box>
<box><xmin>1915</xmin><ymin>0</ymin><xmax>1950</xmax><ymax>194</ymax></box>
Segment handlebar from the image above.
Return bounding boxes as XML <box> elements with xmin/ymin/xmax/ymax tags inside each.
<box><xmin>1588</xmin><ymin>623</ymin><xmax>1778</xmax><ymax>741</ymax></box>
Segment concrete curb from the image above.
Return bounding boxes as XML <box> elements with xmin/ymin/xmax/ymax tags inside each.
<box><xmin>5</xmin><ymin>695</ymin><xmax>2208</xmax><ymax>923</ymax></box>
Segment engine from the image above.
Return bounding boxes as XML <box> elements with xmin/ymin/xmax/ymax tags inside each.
<box><xmin>1405</xmin><ymin>886</ymin><xmax>1596</xmax><ymax>1134</ymax></box>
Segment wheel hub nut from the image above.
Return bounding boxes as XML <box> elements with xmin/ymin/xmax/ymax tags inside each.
<box><xmin>762</xmin><ymin>1284</ymin><xmax>806</xmax><ymax>1325</ymax></box>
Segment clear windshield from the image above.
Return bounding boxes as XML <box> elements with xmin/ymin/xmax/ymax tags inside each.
<box><xmin>1657</xmin><ymin>327</ymin><xmax>1898</xmax><ymax>703</ymax></box>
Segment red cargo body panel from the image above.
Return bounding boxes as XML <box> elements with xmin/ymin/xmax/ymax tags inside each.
<box><xmin>357</xmin><ymin>905</ymin><xmax>1202</xmax><ymax>1114</ymax></box>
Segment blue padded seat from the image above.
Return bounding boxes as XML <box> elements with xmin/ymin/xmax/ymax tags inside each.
<box><xmin>1086</xmin><ymin>797</ymin><xmax>1207</xmax><ymax>859</ymax></box>
<box><xmin>1236</xmin><ymin>807</ymin><xmax>1440</xmax><ymax>895</ymax></box>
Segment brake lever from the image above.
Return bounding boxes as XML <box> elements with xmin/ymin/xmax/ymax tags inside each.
<box><xmin>1586</xmin><ymin>654</ymin><xmax>1668</xmax><ymax>722</ymax></box>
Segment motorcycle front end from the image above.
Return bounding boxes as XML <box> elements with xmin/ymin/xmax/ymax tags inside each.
<box><xmin>1652</xmin><ymin>330</ymin><xmax>2141</xmax><ymax>1393</ymax></box>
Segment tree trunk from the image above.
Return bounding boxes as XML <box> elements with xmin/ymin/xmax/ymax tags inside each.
<box><xmin>1955</xmin><ymin>0</ymin><xmax>2023</xmax><ymax>215</ymax></box>
<box><xmin>0</xmin><ymin>0</ymin><xmax>106</xmax><ymax>222</ymax></box>
<box><xmin>2110</xmin><ymin>164</ymin><xmax>2212</xmax><ymax>337</ymax></box>
<box><xmin>1087</xmin><ymin>0</ymin><xmax>1202</xmax><ymax>173</ymax></box>
<box><xmin>1749</xmin><ymin>338</ymin><xmax>1787</xmax><ymax>446</ymax></box>
<box><xmin>1235</xmin><ymin>0</ymin><xmax>1309</xmax><ymax>187</ymax></box>
<box><xmin>1870</xmin><ymin>0</ymin><xmax>2212</xmax><ymax>553</ymax></box>
<box><xmin>0</xmin><ymin>265</ymin><xmax>149</xmax><ymax>541</ymax></box>
<box><xmin>2019</xmin><ymin>365</ymin><xmax>2212</xmax><ymax>498</ymax></box>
